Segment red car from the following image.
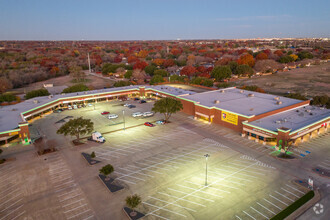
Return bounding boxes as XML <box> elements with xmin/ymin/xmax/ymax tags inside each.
<box><xmin>101</xmin><ymin>111</ymin><xmax>110</xmax><ymax>115</ymax></box>
<box><xmin>144</xmin><ymin>122</ymin><xmax>155</xmax><ymax>127</ymax></box>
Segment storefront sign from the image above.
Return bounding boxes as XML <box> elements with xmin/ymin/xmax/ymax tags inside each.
<box><xmin>297</xmin><ymin>128</ymin><xmax>309</xmax><ymax>135</ymax></box>
<box><xmin>221</xmin><ymin>111</ymin><xmax>238</xmax><ymax>125</ymax></box>
<box><xmin>252</xmin><ymin>128</ymin><xmax>273</xmax><ymax>137</ymax></box>
<box><xmin>9</xmin><ymin>131</ymin><xmax>18</xmax><ymax>136</ymax></box>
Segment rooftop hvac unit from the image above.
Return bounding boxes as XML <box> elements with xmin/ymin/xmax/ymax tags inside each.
<box><xmin>310</xmin><ymin>113</ymin><xmax>313</xmax><ymax>115</ymax></box>
<box><xmin>220</xmin><ymin>90</ymin><xmax>225</xmax><ymax>93</ymax></box>
<box><xmin>248</xmin><ymin>93</ymin><xmax>254</xmax><ymax>97</ymax></box>
<box><xmin>240</xmin><ymin>90</ymin><xmax>244</xmax><ymax>93</ymax></box>
<box><xmin>84</xmin><ymin>92</ymin><xmax>87</xmax><ymax>94</ymax></box>
<box><xmin>48</xmin><ymin>95</ymin><xmax>53</xmax><ymax>99</ymax></box>
<box><xmin>249</xmin><ymin>108</ymin><xmax>254</xmax><ymax>111</ymax></box>
<box><xmin>305</xmin><ymin>109</ymin><xmax>311</xmax><ymax>113</ymax></box>
<box><xmin>276</xmin><ymin>120</ymin><xmax>281</xmax><ymax>124</ymax></box>
<box><xmin>214</xmin><ymin>100</ymin><xmax>220</xmax><ymax>104</ymax></box>
<box><xmin>33</xmin><ymin>100</ymin><xmax>39</xmax><ymax>104</ymax></box>
<box><xmin>283</xmin><ymin>119</ymin><xmax>287</xmax><ymax>122</ymax></box>
<box><xmin>296</xmin><ymin>110</ymin><xmax>299</xmax><ymax>112</ymax></box>
<box><xmin>274</xmin><ymin>97</ymin><xmax>280</xmax><ymax>100</ymax></box>
<box><xmin>276</xmin><ymin>101</ymin><xmax>282</xmax><ymax>105</ymax></box>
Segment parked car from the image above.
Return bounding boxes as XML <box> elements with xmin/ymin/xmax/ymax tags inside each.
<box><xmin>144</xmin><ymin>122</ymin><xmax>154</xmax><ymax>127</ymax></box>
<box><xmin>127</xmin><ymin>104</ymin><xmax>136</xmax><ymax>109</ymax></box>
<box><xmin>73</xmin><ymin>105</ymin><xmax>78</xmax><ymax>109</ymax></box>
<box><xmin>132</xmin><ymin>112</ymin><xmax>143</xmax><ymax>117</ymax></box>
<box><xmin>68</xmin><ymin>105</ymin><xmax>72</xmax><ymax>110</ymax></box>
<box><xmin>87</xmin><ymin>103</ymin><xmax>93</xmax><ymax>107</ymax></box>
<box><xmin>140</xmin><ymin>100</ymin><xmax>147</xmax><ymax>104</ymax></box>
<box><xmin>101</xmin><ymin>111</ymin><xmax>110</xmax><ymax>115</ymax></box>
<box><xmin>124</xmin><ymin>103</ymin><xmax>130</xmax><ymax>107</ymax></box>
<box><xmin>108</xmin><ymin>114</ymin><xmax>118</xmax><ymax>119</ymax></box>
<box><xmin>143</xmin><ymin>111</ymin><xmax>154</xmax><ymax>117</ymax></box>
<box><xmin>156</xmin><ymin>120</ymin><xmax>165</xmax><ymax>125</ymax></box>
<box><xmin>134</xmin><ymin>98</ymin><xmax>140</xmax><ymax>101</ymax></box>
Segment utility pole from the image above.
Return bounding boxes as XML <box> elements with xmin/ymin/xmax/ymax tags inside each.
<box><xmin>88</xmin><ymin>53</ymin><xmax>91</xmax><ymax>73</ymax></box>
<box><xmin>204</xmin><ymin>154</ymin><xmax>210</xmax><ymax>186</ymax></box>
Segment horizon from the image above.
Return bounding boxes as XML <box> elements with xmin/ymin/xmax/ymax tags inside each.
<box><xmin>1</xmin><ymin>0</ymin><xmax>330</xmax><ymax>41</ymax></box>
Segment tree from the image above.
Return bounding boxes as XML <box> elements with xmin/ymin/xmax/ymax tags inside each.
<box><xmin>279</xmin><ymin>55</ymin><xmax>294</xmax><ymax>63</ymax></box>
<box><xmin>133</xmin><ymin>61</ymin><xmax>148</xmax><ymax>70</ymax></box>
<box><xmin>237</xmin><ymin>54</ymin><xmax>255</xmax><ymax>67</ymax></box>
<box><xmin>180</xmin><ymin>66</ymin><xmax>196</xmax><ymax>77</ymax></box>
<box><xmin>297</xmin><ymin>51</ymin><xmax>313</xmax><ymax>60</ymax></box>
<box><xmin>274</xmin><ymin>50</ymin><xmax>284</xmax><ymax>57</ymax></box>
<box><xmin>132</xmin><ymin>69</ymin><xmax>147</xmax><ymax>84</ymax></box>
<box><xmin>99</xmin><ymin>164</ymin><xmax>114</xmax><ymax>181</ymax></box>
<box><xmin>154</xmin><ymin>69</ymin><xmax>169</xmax><ymax>77</ymax></box>
<box><xmin>163</xmin><ymin>59</ymin><xmax>175</xmax><ymax>67</ymax></box>
<box><xmin>144</xmin><ymin>65</ymin><xmax>157</xmax><ymax>75</ymax></box>
<box><xmin>69</xmin><ymin>65</ymin><xmax>85</xmax><ymax>82</ymax></box>
<box><xmin>91</xmin><ymin>151</ymin><xmax>96</xmax><ymax>158</ymax></box>
<box><xmin>170</xmin><ymin>75</ymin><xmax>186</xmax><ymax>82</ymax></box>
<box><xmin>228</xmin><ymin>61</ymin><xmax>238</xmax><ymax>74</ymax></box>
<box><xmin>236</xmin><ymin>64</ymin><xmax>254</xmax><ymax>76</ymax></box>
<box><xmin>150</xmin><ymin>75</ymin><xmax>164</xmax><ymax>85</ymax></box>
<box><xmin>62</xmin><ymin>84</ymin><xmax>89</xmax><ymax>93</ymax></box>
<box><xmin>57</xmin><ymin>117</ymin><xmax>94</xmax><ymax>142</ymax></box>
<box><xmin>256</xmin><ymin>52</ymin><xmax>268</xmax><ymax>60</ymax></box>
<box><xmin>152</xmin><ymin>97</ymin><xmax>183</xmax><ymax>122</ymax></box>
<box><xmin>25</xmin><ymin>88</ymin><xmax>50</xmax><ymax>99</ymax></box>
<box><xmin>153</xmin><ymin>58</ymin><xmax>165</xmax><ymax>66</ymax></box>
<box><xmin>211</xmin><ymin>66</ymin><xmax>231</xmax><ymax>81</ymax></box>
<box><xmin>113</xmin><ymin>81</ymin><xmax>132</xmax><ymax>87</ymax></box>
<box><xmin>0</xmin><ymin>77</ymin><xmax>13</xmax><ymax>93</ymax></box>
<box><xmin>284</xmin><ymin>93</ymin><xmax>307</xmax><ymax>100</ymax></box>
<box><xmin>290</xmin><ymin>54</ymin><xmax>298</xmax><ymax>61</ymax></box>
<box><xmin>124</xmin><ymin>70</ymin><xmax>133</xmax><ymax>79</ymax></box>
<box><xmin>125</xmin><ymin>194</ymin><xmax>142</xmax><ymax>217</ymax></box>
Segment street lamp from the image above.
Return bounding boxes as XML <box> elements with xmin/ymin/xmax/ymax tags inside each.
<box><xmin>123</xmin><ymin>110</ymin><xmax>126</xmax><ymax>130</ymax></box>
<box><xmin>204</xmin><ymin>154</ymin><xmax>210</xmax><ymax>186</ymax></box>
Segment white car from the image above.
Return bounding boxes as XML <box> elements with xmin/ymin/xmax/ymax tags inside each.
<box><xmin>132</xmin><ymin>112</ymin><xmax>143</xmax><ymax>117</ymax></box>
<box><xmin>87</xmin><ymin>103</ymin><xmax>93</xmax><ymax>107</ymax></box>
<box><xmin>143</xmin><ymin>111</ymin><xmax>154</xmax><ymax>117</ymax></box>
<box><xmin>108</xmin><ymin>114</ymin><xmax>118</xmax><ymax>119</ymax></box>
<box><xmin>73</xmin><ymin>105</ymin><xmax>77</xmax><ymax>109</ymax></box>
<box><xmin>68</xmin><ymin>105</ymin><xmax>72</xmax><ymax>110</ymax></box>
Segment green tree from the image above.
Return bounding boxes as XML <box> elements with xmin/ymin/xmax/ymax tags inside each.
<box><xmin>113</xmin><ymin>81</ymin><xmax>132</xmax><ymax>87</ymax></box>
<box><xmin>69</xmin><ymin>65</ymin><xmax>85</xmax><ymax>82</ymax></box>
<box><xmin>154</xmin><ymin>69</ymin><xmax>169</xmax><ymax>77</ymax></box>
<box><xmin>25</xmin><ymin>89</ymin><xmax>50</xmax><ymax>99</ymax></box>
<box><xmin>284</xmin><ymin>93</ymin><xmax>307</xmax><ymax>100</ymax></box>
<box><xmin>150</xmin><ymin>75</ymin><xmax>165</xmax><ymax>85</ymax></box>
<box><xmin>170</xmin><ymin>75</ymin><xmax>185</xmax><ymax>82</ymax></box>
<box><xmin>297</xmin><ymin>51</ymin><xmax>313</xmax><ymax>60</ymax></box>
<box><xmin>144</xmin><ymin>65</ymin><xmax>157</xmax><ymax>76</ymax></box>
<box><xmin>90</xmin><ymin>151</ymin><xmax>96</xmax><ymax>158</ymax></box>
<box><xmin>124</xmin><ymin>70</ymin><xmax>133</xmax><ymax>79</ymax></box>
<box><xmin>279</xmin><ymin>55</ymin><xmax>294</xmax><ymax>63</ymax></box>
<box><xmin>125</xmin><ymin>194</ymin><xmax>142</xmax><ymax>217</ymax></box>
<box><xmin>211</xmin><ymin>66</ymin><xmax>232</xmax><ymax>81</ymax></box>
<box><xmin>99</xmin><ymin>164</ymin><xmax>114</xmax><ymax>181</ymax></box>
<box><xmin>57</xmin><ymin>117</ymin><xmax>94</xmax><ymax>141</ymax></box>
<box><xmin>236</xmin><ymin>64</ymin><xmax>254</xmax><ymax>76</ymax></box>
<box><xmin>0</xmin><ymin>93</ymin><xmax>18</xmax><ymax>103</ymax></box>
<box><xmin>152</xmin><ymin>97</ymin><xmax>183</xmax><ymax>122</ymax></box>
<box><xmin>62</xmin><ymin>84</ymin><xmax>89</xmax><ymax>93</ymax></box>
<box><xmin>228</xmin><ymin>61</ymin><xmax>238</xmax><ymax>74</ymax></box>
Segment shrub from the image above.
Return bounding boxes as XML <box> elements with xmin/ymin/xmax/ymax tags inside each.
<box><xmin>154</xmin><ymin>69</ymin><xmax>169</xmax><ymax>77</ymax></box>
<box><xmin>25</xmin><ymin>88</ymin><xmax>50</xmax><ymax>99</ymax></box>
<box><xmin>62</xmin><ymin>84</ymin><xmax>89</xmax><ymax>93</ymax></box>
<box><xmin>113</xmin><ymin>81</ymin><xmax>132</xmax><ymax>87</ymax></box>
<box><xmin>0</xmin><ymin>93</ymin><xmax>17</xmax><ymax>103</ymax></box>
<box><xmin>90</xmin><ymin>151</ymin><xmax>96</xmax><ymax>158</ymax></box>
<box><xmin>150</xmin><ymin>75</ymin><xmax>164</xmax><ymax>85</ymax></box>
<box><xmin>240</xmin><ymin>85</ymin><xmax>265</xmax><ymax>93</ymax></box>
<box><xmin>170</xmin><ymin>75</ymin><xmax>186</xmax><ymax>82</ymax></box>
<box><xmin>124</xmin><ymin>70</ymin><xmax>133</xmax><ymax>79</ymax></box>
<box><xmin>217</xmin><ymin>82</ymin><xmax>233</xmax><ymax>88</ymax></box>
<box><xmin>190</xmin><ymin>77</ymin><xmax>213</xmax><ymax>87</ymax></box>
<box><xmin>284</xmin><ymin>93</ymin><xmax>307</xmax><ymax>100</ymax></box>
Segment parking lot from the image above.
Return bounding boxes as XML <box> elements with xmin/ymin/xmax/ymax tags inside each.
<box><xmin>1</xmin><ymin>98</ymin><xmax>327</xmax><ymax>219</ymax></box>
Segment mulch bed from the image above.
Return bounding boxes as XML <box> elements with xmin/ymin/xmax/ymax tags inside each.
<box><xmin>123</xmin><ymin>207</ymin><xmax>145</xmax><ymax>220</ymax></box>
<box><xmin>98</xmin><ymin>174</ymin><xmax>124</xmax><ymax>193</ymax></box>
<box><xmin>81</xmin><ymin>153</ymin><xmax>100</xmax><ymax>165</ymax></box>
<box><xmin>312</xmin><ymin>167</ymin><xmax>330</xmax><ymax>178</ymax></box>
<box><xmin>72</xmin><ymin>140</ymin><xmax>85</xmax><ymax>146</ymax></box>
<box><xmin>37</xmin><ymin>148</ymin><xmax>57</xmax><ymax>156</ymax></box>
<box><xmin>277</xmin><ymin>152</ymin><xmax>295</xmax><ymax>159</ymax></box>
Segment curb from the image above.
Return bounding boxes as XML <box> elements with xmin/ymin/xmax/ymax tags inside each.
<box><xmin>286</xmin><ymin>190</ymin><xmax>321</xmax><ymax>220</ymax></box>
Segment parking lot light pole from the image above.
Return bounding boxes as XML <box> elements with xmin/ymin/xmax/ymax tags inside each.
<box><xmin>123</xmin><ymin>110</ymin><xmax>125</xmax><ymax>130</ymax></box>
<box><xmin>204</xmin><ymin>154</ymin><xmax>210</xmax><ymax>186</ymax></box>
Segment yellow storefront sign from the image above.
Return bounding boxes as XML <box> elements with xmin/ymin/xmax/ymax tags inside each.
<box><xmin>9</xmin><ymin>131</ymin><xmax>19</xmax><ymax>136</ymax></box>
<box><xmin>221</xmin><ymin>111</ymin><xmax>238</xmax><ymax>125</ymax></box>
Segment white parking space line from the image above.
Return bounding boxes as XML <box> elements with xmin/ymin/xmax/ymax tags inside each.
<box><xmin>134</xmin><ymin>161</ymin><xmax>172</xmax><ymax>171</ymax></box>
<box><xmin>62</xmin><ymin>198</ymin><xmax>86</xmax><ymax>208</ymax></box>
<box><xmin>143</xmin><ymin>201</ymin><xmax>187</xmax><ymax>217</ymax></box>
<box><xmin>285</xmin><ymin>184</ymin><xmax>304</xmax><ymax>194</ymax></box>
<box><xmin>183</xmin><ymin>180</ymin><xmax>230</xmax><ymax>193</ymax></box>
<box><xmin>0</xmin><ymin>204</ymin><xmax>24</xmax><ymax>220</ymax></box>
<box><xmin>59</xmin><ymin>193</ymin><xmax>82</xmax><ymax>202</ymax></box>
<box><xmin>269</xmin><ymin>194</ymin><xmax>288</xmax><ymax>206</ymax></box>
<box><xmin>243</xmin><ymin>210</ymin><xmax>256</xmax><ymax>220</ymax></box>
<box><xmin>57</xmin><ymin>189</ymin><xmax>79</xmax><ymax>197</ymax></box>
<box><xmin>168</xmin><ymin>188</ymin><xmax>215</xmax><ymax>202</ymax></box>
<box><xmin>10</xmin><ymin>210</ymin><xmax>26</xmax><ymax>220</ymax></box>
<box><xmin>80</xmin><ymin>215</ymin><xmax>94</xmax><ymax>220</ymax></box>
<box><xmin>55</xmin><ymin>184</ymin><xmax>77</xmax><ymax>193</ymax></box>
<box><xmin>63</xmin><ymin>204</ymin><xmax>88</xmax><ymax>213</ymax></box>
<box><xmin>208</xmin><ymin>171</ymin><xmax>253</xmax><ymax>182</ymax></box>
<box><xmin>208</xmin><ymin>175</ymin><xmax>246</xmax><ymax>186</ymax></box>
<box><xmin>114</xmin><ymin>172</ymin><xmax>145</xmax><ymax>181</ymax></box>
<box><xmin>117</xmin><ymin>167</ymin><xmax>154</xmax><ymax>177</ymax></box>
<box><xmin>250</xmin><ymin>206</ymin><xmax>269</xmax><ymax>219</ymax></box>
<box><xmin>0</xmin><ymin>192</ymin><xmax>23</xmax><ymax>207</ymax></box>
<box><xmin>281</xmin><ymin>188</ymin><xmax>299</xmax><ymax>198</ymax></box>
<box><xmin>235</xmin><ymin>215</ymin><xmax>243</xmax><ymax>220</ymax></box>
<box><xmin>257</xmin><ymin>202</ymin><xmax>276</xmax><ymax>215</ymax></box>
<box><xmin>148</xmin><ymin>196</ymin><xmax>197</xmax><ymax>212</ymax></box>
<box><xmin>157</xmin><ymin>192</ymin><xmax>206</xmax><ymax>207</ymax></box>
<box><xmin>263</xmin><ymin>198</ymin><xmax>282</xmax><ymax>210</ymax></box>
<box><xmin>0</xmin><ymin>198</ymin><xmax>23</xmax><ymax>213</ymax></box>
<box><xmin>176</xmin><ymin>184</ymin><xmax>223</xmax><ymax>198</ymax></box>
<box><xmin>0</xmin><ymin>183</ymin><xmax>19</xmax><ymax>195</ymax></box>
<box><xmin>274</xmin><ymin>191</ymin><xmax>294</xmax><ymax>202</ymax></box>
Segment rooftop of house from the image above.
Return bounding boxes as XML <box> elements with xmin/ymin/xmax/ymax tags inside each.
<box><xmin>247</xmin><ymin>105</ymin><xmax>330</xmax><ymax>133</ymax></box>
<box><xmin>183</xmin><ymin>87</ymin><xmax>304</xmax><ymax>117</ymax></box>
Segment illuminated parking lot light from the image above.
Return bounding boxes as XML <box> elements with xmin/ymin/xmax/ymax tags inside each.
<box><xmin>204</xmin><ymin>154</ymin><xmax>210</xmax><ymax>186</ymax></box>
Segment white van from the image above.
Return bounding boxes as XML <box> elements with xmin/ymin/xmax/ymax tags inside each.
<box><xmin>68</xmin><ymin>105</ymin><xmax>72</xmax><ymax>110</ymax></box>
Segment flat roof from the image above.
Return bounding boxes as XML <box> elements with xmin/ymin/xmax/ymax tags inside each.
<box><xmin>247</xmin><ymin>105</ymin><xmax>330</xmax><ymax>133</ymax></box>
<box><xmin>0</xmin><ymin>85</ymin><xmax>195</xmax><ymax>133</ymax></box>
<box><xmin>184</xmin><ymin>87</ymin><xmax>304</xmax><ymax>117</ymax></box>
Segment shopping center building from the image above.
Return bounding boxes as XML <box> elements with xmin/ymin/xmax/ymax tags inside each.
<box><xmin>0</xmin><ymin>85</ymin><xmax>329</xmax><ymax>147</ymax></box>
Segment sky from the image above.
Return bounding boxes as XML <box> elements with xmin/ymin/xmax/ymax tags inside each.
<box><xmin>0</xmin><ymin>0</ymin><xmax>329</xmax><ymax>40</ymax></box>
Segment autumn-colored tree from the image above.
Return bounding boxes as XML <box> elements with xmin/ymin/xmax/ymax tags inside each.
<box><xmin>274</xmin><ymin>50</ymin><xmax>284</xmax><ymax>57</ymax></box>
<box><xmin>163</xmin><ymin>59</ymin><xmax>175</xmax><ymax>67</ymax></box>
<box><xmin>196</xmin><ymin>66</ymin><xmax>206</xmax><ymax>74</ymax></box>
<box><xmin>215</xmin><ymin>57</ymin><xmax>232</xmax><ymax>66</ymax></box>
<box><xmin>180</xmin><ymin>66</ymin><xmax>197</xmax><ymax>77</ymax></box>
<box><xmin>133</xmin><ymin>61</ymin><xmax>148</xmax><ymax>70</ymax></box>
<box><xmin>153</xmin><ymin>58</ymin><xmax>165</xmax><ymax>66</ymax></box>
<box><xmin>132</xmin><ymin>69</ymin><xmax>147</xmax><ymax>84</ymax></box>
<box><xmin>113</xmin><ymin>56</ymin><xmax>122</xmax><ymax>63</ymax></box>
<box><xmin>237</xmin><ymin>54</ymin><xmax>255</xmax><ymax>67</ymax></box>
<box><xmin>127</xmin><ymin>55</ymin><xmax>138</xmax><ymax>64</ymax></box>
<box><xmin>263</xmin><ymin>49</ymin><xmax>271</xmax><ymax>55</ymax></box>
<box><xmin>256</xmin><ymin>52</ymin><xmax>268</xmax><ymax>60</ymax></box>
<box><xmin>290</xmin><ymin>54</ymin><xmax>298</xmax><ymax>61</ymax></box>
<box><xmin>0</xmin><ymin>77</ymin><xmax>13</xmax><ymax>93</ymax></box>
<box><xmin>137</xmin><ymin>50</ymin><xmax>148</xmax><ymax>58</ymax></box>
<box><xmin>170</xmin><ymin>48</ymin><xmax>182</xmax><ymax>56</ymax></box>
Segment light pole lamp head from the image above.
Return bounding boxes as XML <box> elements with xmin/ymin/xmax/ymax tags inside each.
<box><xmin>204</xmin><ymin>154</ymin><xmax>210</xmax><ymax>158</ymax></box>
